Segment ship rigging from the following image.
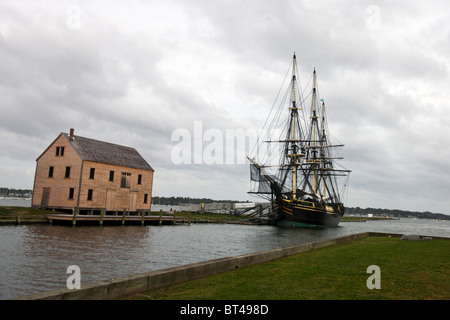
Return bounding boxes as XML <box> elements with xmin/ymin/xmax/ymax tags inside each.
<box><xmin>248</xmin><ymin>53</ymin><xmax>351</xmax><ymax>227</ymax></box>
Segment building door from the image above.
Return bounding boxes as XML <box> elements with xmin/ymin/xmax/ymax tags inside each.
<box><xmin>106</xmin><ymin>190</ymin><xmax>116</xmax><ymax>211</ymax></box>
<box><xmin>129</xmin><ymin>192</ymin><xmax>138</xmax><ymax>212</ymax></box>
<box><xmin>41</xmin><ymin>188</ymin><xmax>50</xmax><ymax>208</ymax></box>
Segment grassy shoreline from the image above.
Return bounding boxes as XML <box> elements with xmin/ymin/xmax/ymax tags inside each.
<box><xmin>126</xmin><ymin>236</ymin><xmax>450</xmax><ymax>300</ymax></box>
<box><xmin>0</xmin><ymin>206</ymin><xmax>55</xmax><ymax>224</ymax></box>
<box><xmin>0</xmin><ymin>206</ymin><xmax>251</xmax><ymax>225</ymax></box>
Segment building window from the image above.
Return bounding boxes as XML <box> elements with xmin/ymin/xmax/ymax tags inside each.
<box><xmin>56</xmin><ymin>147</ymin><xmax>65</xmax><ymax>156</ymax></box>
<box><xmin>138</xmin><ymin>174</ymin><xmax>142</xmax><ymax>185</ymax></box>
<box><xmin>144</xmin><ymin>194</ymin><xmax>148</xmax><ymax>204</ymax></box>
<box><xmin>65</xmin><ymin>166</ymin><xmax>71</xmax><ymax>178</ymax></box>
<box><xmin>89</xmin><ymin>168</ymin><xmax>95</xmax><ymax>179</ymax></box>
<box><xmin>68</xmin><ymin>188</ymin><xmax>75</xmax><ymax>200</ymax></box>
<box><xmin>109</xmin><ymin>171</ymin><xmax>114</xmax><ymax>182</ymax></box>
<box><xmin>48</xmin><ymin>166</ymin><xmax>54</xmax><ymax>178</ymax></box>
<box><xmin>121</xmin><ymin>172</ymin><xmax>131</xmax><ymax>188</ymax></box>
<box><xmin>87</xmin><ymin>189</ymin><xmax>93</xmax><ymax>201</ymax></box>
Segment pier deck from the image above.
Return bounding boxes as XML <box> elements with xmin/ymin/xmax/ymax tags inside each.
<box><xmin>45</xmin><ymin>213</ymin><xmax>255</xmax><ymax>226</ymax></box>
<box><xmin>47</xmin><ymin>213</ymin><xmax>192</xmax><ymax>226</ymax></box>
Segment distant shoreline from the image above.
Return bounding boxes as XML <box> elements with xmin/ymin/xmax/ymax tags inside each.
<box><xmin>0</xmin><ymin>206</ymin><xmax>438</xmax><ymax>227</ymax></box>
<box><xmin>1</xmin><ymin>196</ymin><xmax>449</xmax><ymax>221</ymax></box>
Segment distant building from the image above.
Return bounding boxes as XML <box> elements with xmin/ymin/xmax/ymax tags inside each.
<box><xmin>0</xmin><ymin>188</ymin><xmax>32</xmax><ymax>198</ymax></box>
<box><xmin>32</xmin><ymin>129</ymin><xmax>154</xmax><ymax>214</ymax></box>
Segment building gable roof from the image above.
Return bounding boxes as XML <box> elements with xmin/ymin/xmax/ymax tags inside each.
<box><xmin>61</xmin><ymin>133</ymin><xmax>154</xmax><ymax>171</ymax></box>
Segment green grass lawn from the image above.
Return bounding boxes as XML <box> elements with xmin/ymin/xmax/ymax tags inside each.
<box><xmin>127</xmin><ymin>236</ymin><xmax>450</xmax><ymax>300</ymax></box>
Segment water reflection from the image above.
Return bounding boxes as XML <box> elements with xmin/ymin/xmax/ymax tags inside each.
<box><xmin>0</xmin><ymin>219</ymin><xmax>449</xmax><ymax>299</ymax></box>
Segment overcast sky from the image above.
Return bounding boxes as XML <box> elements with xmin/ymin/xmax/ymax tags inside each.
<box><xmin>1</xmin><ymin>0</ymin><xmax>450</xmax><ymax>214</ymax></box>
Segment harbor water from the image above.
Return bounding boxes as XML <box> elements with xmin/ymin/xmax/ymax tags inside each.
<box><xmin>1</xmin><ymin>217</ymin><xmax>449</xmax><ymax>300</ymax></box>
<box><xmin>0</xmin><ymin>199</ymin><xmax>449</xmax><ymax>299</ymax></box>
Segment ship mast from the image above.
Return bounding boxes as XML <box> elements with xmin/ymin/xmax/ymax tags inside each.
<box><xmin>291</xmin><ymin>54</ymin><xmax>298</xmax><ymax>200</ymax></box>
<box><xmin>287</xmin><ymin>53</ymin><xmax>303</xmax><ymax>200</ymax></box>
<box><xmin>321</xmin><ymin>100</ymin><xmax>327</xmax><ymax>199</ymax></box>
<box><xmin>311</xmin><ymin>69</ymin><xmax>318</xmax><ymax>195</ymax></box>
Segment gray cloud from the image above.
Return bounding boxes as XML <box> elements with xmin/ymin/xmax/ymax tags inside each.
<box><xmin>1</xmin><ymin>0</ymin><xmax>450</xmax><ymax>214</ymax></box>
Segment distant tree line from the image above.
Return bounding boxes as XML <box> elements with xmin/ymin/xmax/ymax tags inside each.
<box><xmin>152</xmin><ymin>196</ymin><xmax>248</xmax><ymax>206</ymax></box>
<box><xmin>0</xmin><ymin>188</ymin><xmax>32</xmax><ymax>198</ymax></box>
<box><xmin>346</xmin><ymin>207</ymin><xmax>450</xmax><ymax>220</ymax></box>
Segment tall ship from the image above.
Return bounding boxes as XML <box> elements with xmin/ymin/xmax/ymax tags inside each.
<box><xmin>248</xmin><ymin>53</ymin><xmax>351</xmax><ymax>227</ymax></box>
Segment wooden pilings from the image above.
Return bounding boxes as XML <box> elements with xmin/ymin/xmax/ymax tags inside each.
<box><xmin>72</xmin><ymin>208</ymin><xmax>78</xmax><ymax>227</ymax></box>
<box><xmin>122</xmin><ymin>209</ymin><xmax>127</xmax><ymax>226</ymax></box>
<box><xmin>100</xmin><ymin>208</ymin><xmax>105</xmax><ymax>226</ymax></box>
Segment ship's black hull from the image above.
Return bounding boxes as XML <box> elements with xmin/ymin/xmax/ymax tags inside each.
<box><xmin>273</xmin><ymin>199</ymin><xmax>344</xmax><ymax>227</ymax></box>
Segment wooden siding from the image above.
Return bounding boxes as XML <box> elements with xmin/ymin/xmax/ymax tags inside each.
<box><xmin>77</xmin><ymin>161</ymin><xmax>153</xmax><ymax>211</ymax></box>
<box><xmin>32</xmin><ymin>135</ymin><xmax>83</xmax><ymax>209</ymax></box>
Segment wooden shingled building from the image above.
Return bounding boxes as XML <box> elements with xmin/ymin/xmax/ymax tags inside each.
<box><xmin>32</xmin><ymin>129</ymin><xmax>154</xmax><ymax>214</ymax></box>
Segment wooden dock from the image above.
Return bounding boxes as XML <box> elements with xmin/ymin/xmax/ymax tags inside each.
<box><xmin>47</xmin><ymin>212</ymin><xmax>192</xmax><ymax>226</ymax></box>
<box><xmin>45</xmin><ymin>212</ymin><xmax>252</xmax><ymax>226</ymax></box>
